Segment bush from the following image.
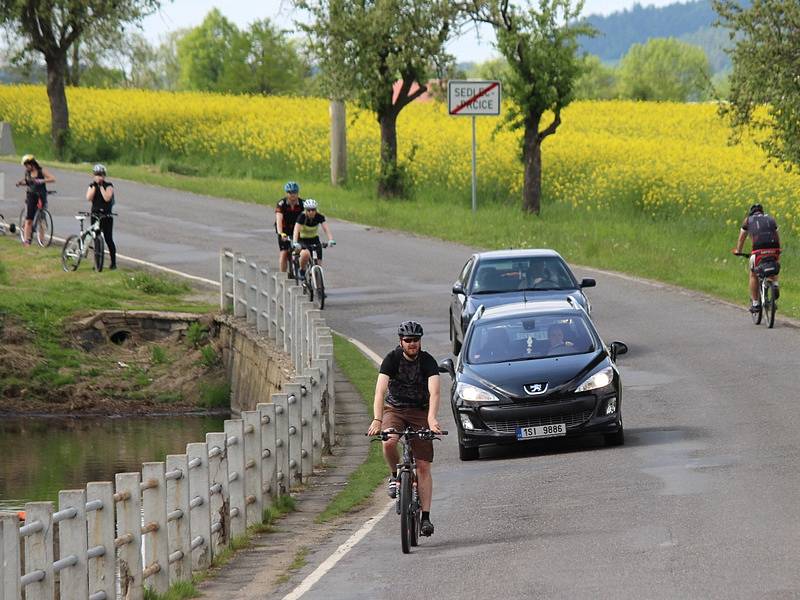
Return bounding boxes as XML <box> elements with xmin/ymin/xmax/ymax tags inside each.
<box><xmin>185</xmin><ymin>322</ymin><xmax>207</xmax><ymax>348</ymax></box>
<box><xmin>199</xmin><ymin>381</ymin><xmax>230</xmax><ymax>408</ymax></box>
<box><xmin>199</xmin><ymin>344</ymin><xmax>218</xmax><ymax>368</ymax></box>
<box><xmin>151</xmin><ymin>345</ymin><xmax>169</xmax><ymax>364</ymax></box>
<box><xmin>123</xmin><ymin>272</ymin><xmax>190</xmax><ymax>295</ymax></box>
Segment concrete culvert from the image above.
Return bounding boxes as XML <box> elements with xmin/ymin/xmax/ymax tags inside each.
<box><xmin>110</xmin><ymin>330</ymin><xmax>132</xmax><ymax>345</ymax></box>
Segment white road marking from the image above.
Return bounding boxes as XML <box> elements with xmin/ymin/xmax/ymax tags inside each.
<box><xmin>281</xmin><ymin>501</ymin><xmax>393</xmax><ymax>600</ymax></box>
<box><xmin>335</xmin><ymin>331</ymin><xmax>382</xmax><ymax>365</ymax></box>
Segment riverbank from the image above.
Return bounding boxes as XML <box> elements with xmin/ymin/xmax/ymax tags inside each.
<box><xmin>0</xmin><ymin>237</ymin><xmax>228</xmax><ymax>415</ymax></box>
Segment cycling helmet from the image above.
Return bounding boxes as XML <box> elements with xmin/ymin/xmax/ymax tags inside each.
<box><xmin>284</xmin><ymin>181</ymin><xmax>300</xmax><ymax>194</ymax></box>
<box><xmin>304</xmin><ymin>198</ymin><xmax>318</xmax><ymax>210</ymax></box>
<box><xmin>397</xmin><ymin>321</ymin><xmax>424</xmax><ymax>338</ymax></box>
<box><xmin>749</xmin><ymin>203</ymin><xmax>764</xmax><ymax>216</ymax></box>
<box><xmin>93</xmin><ymin>163</ymin><xmax>107</xmax><ymax>176</ymax></box>
<box><xmin>21</xmin><ymin>154</ymin><xmax>35</xmax><ymax>165</ymax></box>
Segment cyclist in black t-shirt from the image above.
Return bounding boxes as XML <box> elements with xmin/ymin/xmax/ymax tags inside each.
<box><xmin>367</xmin><ymin>321</ymin><xmax>441</xmax><ymax>537</ymax></box>
<box><xmin>16</xmin><ymin>154</ymin><xmax>55</xmax><ymax>247</ymax></box>
<box><xmin>291</xmin><ymin>199</ymin><xmax>335</xmax><ymax>278</ymax></box>
<box><xmin>275</xmin><ymin>181</ymin><xmax>304</xmax><ymax>272</ymax></box>
<box><xmin>733</xmin><ymin>203</ymin><xmax>781</xmax><ymax>312</ymax></box>
<box><xmin>85</xmin><ymin>164</ymin><xmax>117</xmax><ymax>270</ymax></box>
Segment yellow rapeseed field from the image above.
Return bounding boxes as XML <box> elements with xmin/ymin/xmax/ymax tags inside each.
<box><xmin>1</xmin><ymin>85</ymin><xmax>798</xmax><ymax>231</ymax></box>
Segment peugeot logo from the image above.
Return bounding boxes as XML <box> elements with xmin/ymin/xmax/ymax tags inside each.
<box><xmin>523</xmin><ymin>383</ymin><xmax>548</xmax><ymax>395</ymax></box>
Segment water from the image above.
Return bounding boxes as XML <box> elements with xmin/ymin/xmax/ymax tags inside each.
<box><xmin>0</xmin><ymin>414</ymin><xmax>226</xmax><ymax>510</ymax></box>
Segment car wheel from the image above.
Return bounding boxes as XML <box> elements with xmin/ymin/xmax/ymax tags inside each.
<box><xmin>458</xmin><ymin>442</ymin><xmax>479</xmax><ymax>461</ymax></box>
<box><xmin>450</xmin><ymin>314</ymin><xmax>462</xmax><ymax>356</ymax></box>
<box><xmin>604</xmin><ymin>426</ymin><xmax>625</xmax><ymax>447</ymax></box>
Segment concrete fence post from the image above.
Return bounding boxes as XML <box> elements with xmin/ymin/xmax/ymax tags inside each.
<box><xmin>272</xmin><ymin>394</ymin><xmax>290</xmax><ymax>496</ymax></box>
<box><xmin>86</xmin><ymin>482</ymin><xmax>115</xmax><ymax>600</ymax></box>
<box><xmin>311</xmin><ymin>358</ymin><xmax>332</xmax><ymax>453</ymax></box>
<box><xmin>115</xmin><ymin>472</ymin><xmax>143</xmax><ymax>600</ymax></box>
<box><xmin>297</xmin><ymin>376</ymin><xmax>315</xmax><ymax>480</ymax></box>
<box><xmin>257</xmin><ymin>266</ymin><xmax>271</xmax><ymax>335</ymax></box>
<box><xmin>165</xmin><ymin>455</ymin><xmax>192</xmax><ymax>585</ymax></box>
<box><xmin>186</xmin><ymin>443</ymin><xmax>212</xmax><ymax>571</ymax></box>
<box><xmin>287</xmin><ymin>287</ymin><xmax>302</xmax><ymax>359</ymax></box>
<box><xmin>233</xmin><ymin>253</ymin><xmax>248</xmax><ymax>319</ymax></box>
<box><xmin>275</xmin><ymin>273</ymin><xmax>288</xmax><ymax>347</ymax></box>
<box><xmin>247</xmin><ymin>259</ymin><xmax>258</xmax><ymax>326</ymax></box>
<box><xmin>296</xmin><ymin>301</ymin><xmax>313</xmax><ymax>371</ymax></box>
<box><xmin>22</xmin><ymin>502</ymin><xmax>54</xmax><ymax>600</ymax></box>
<box><xmin>141</xmin><ymin>463</ymin><xmax>169</xmax><ymax>595</ymax></box>
<box><xmin>224</xmin><ymin>420</ymin><xmax>246</xmax><ymax>539</ymax></box>
<box><xmin>284</xmin><ymin>383</ymin><xmax>303</xmax><ymax>487</ymax></box>
<box><xmin>282</xmin><ymin>278</ymin><xmax>295</xmax><ymax>354</ymax></box>
<box><xmin>220</xmin><ymin>248</ymin><xmax>235</xmax><ymax>311</ymax></box>
<box><xmin>257</xmin><ymin>403</ymin><xmax>277</xmax><ymax>502</ymax></box>
<box><xmin>57</xmin><ymin>489</ymin><xmax>89</xmax><ymax>600</ymax></box>
<box><xmin>304</xmin><ymin>367</ymin><xmax>324</xmax><ymax>465</ymax></box>
<box><xmin>0</xmin><ymin>511</ymin><xmax>21</xmax><ymax>600</ymax></box>
<box><xmin>308</xmin><ymin>318</ymin><xmax>326</xmax><ymax>362</ymax></box>
<box><xmin>303</xmin><ymin>309</ymin><xmax>323</xmax><ymax>368</ymax></box>
<box><xmin>317</xmin><ymin>350</ymin><xmax>335</xmax><ymax>448</ymax></box>
<box><xmin>242</xmin><ymin>411</ymin><xmax>264</xmax><ymax>527</ymax></box>
<box><xmin>206</xmin><ymin>432</ymin><xmax>229</xmax><ymax>555</ymax></box>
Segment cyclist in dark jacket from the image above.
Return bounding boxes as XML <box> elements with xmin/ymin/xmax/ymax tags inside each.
<box><xmin>275</xmin><ymin>181</ymin><xmax>304</xmax><ymax>272</ymax></box>
<box><xmin>16</xmin><ymin>154</ymin><xmax>55</xmax><ymax>247</ymax></box>
<box><xmin>733</xmin><ymin>203</ymin><xmax>781</xmax><ymax>312</ymax></box>
<box><xmin>85</xmin><ymin>164</ymin><xmax>117</xmax><ymax>270</ymax></box>
<box><xmin>367</xmin><ymin>321</ymin><xmax>441</xmax><ymax>537</ymax></box>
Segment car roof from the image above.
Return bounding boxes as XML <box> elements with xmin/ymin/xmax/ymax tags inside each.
<box><xmin>479</xmin><ymin>300</ymin><xmax>584</xmax><ymax>320</ymax></box>
<box><xmin>474</xmin><ymin>249</ymin><xmax>563</xmax><ymax>261</ymax></box>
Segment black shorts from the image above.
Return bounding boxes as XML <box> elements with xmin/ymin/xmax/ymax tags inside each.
<box><xmin>277</xmin><ymin>233</ymin><xmax>292</xmax><ymax>251</ymax></box>
<box><xmin>25</xmin><ymin>193</ymin><xmax>45</xmax><ymax>220</ymax></box>
<box><xmin>299</xmin><ymin>239</ymin><xmax>323</xmax><ymax>261</ymax></box>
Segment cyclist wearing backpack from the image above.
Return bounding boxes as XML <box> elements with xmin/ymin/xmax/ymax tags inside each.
<box><xmin>85</xmin><ymin>164</ymin><xmax>117</xmax><ymax>270</ymax></box>
<box><xmin>275</xmin><ymin>181</ymin><xmax>304</xmax><ymax>273</ymax></box>
<box><xmin>16</xmin><ymin>154</ymin><xmax>55</xmax><ymax>247</ymax></box>
<box><xmin>733</xmin><ymin>203</ymin><xmax>781</xmax><ymax>313</ymax></box>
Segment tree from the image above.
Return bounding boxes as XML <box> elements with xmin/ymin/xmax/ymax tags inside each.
<box><xmin>618</xmin><ymin>37</ymin><xmax>711</xmax><ymax>101</ymax></box>
<box><xmin>245</xmin><ymin>20</ymin><xmax>310</xmax><ymax>95</ymax></box>
<box><xmin>573</xmin><ymin>54</ymin><xmax>618</xmax><ymax>100</ymax></box>
<box><xmin>0</xmin><ymin>0</ymin><xmax>162</xmax><ymax>156</ymax></box>
<box><xmin>713</xmin><ymin>0</ymin><xmax>800</xmax><ymax>170</ymax></box>
<box><xmin>296</xmin><ymin>0</ymin><xmax>456</xmax><ymax>197</ymax></box>
<box><xmin>177</xmin><ymin>9</ymin><xmax>244</xmax><ymax>92</ymax></box>
<box><xmin>465</xmin><ymin>0</ymin><xmax>594</xmax><ymax>214</ymax></box>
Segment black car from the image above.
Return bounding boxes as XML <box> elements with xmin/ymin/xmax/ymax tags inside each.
<box><xmin>449</xmin><ymin>249</ymin><xmax>595</xmax><ymax>355</ymax></box>
<box><xmin>439</xmin><ymin>299</ymin><xmax>627</xmax><ymax>461</ymax></box>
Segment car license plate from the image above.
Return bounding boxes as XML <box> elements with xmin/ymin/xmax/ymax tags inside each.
<box><xmin>516</xmin><ymin>423</ymin><xmax>566</xmax><ymax>440</ymax></box>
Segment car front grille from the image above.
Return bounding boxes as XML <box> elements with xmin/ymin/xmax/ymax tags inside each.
<box><xmin>484</xmin><ymin>409</ymin><xmax>594</xmax><ymax>433</ymax></box>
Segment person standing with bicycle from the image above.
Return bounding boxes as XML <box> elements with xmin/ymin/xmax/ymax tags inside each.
<box><xmin>367</xmin><ymin>321</ymin><xmax>442</xmax><ymax>537</ymax></box>
<box><xmin>16</xmin><ymin>154</ymin><xmax>55</xmax><ymax>247</ymax></box>
<box><xmin>85</xmin><ymin>164</ymin><xmax>117</xmax><ymax>270</ymax></box>
<box><xmin>275</xmin><ymin>181</ymin><xmax>304</xmax><ymax>273</ymax></box>
<box><xmin>732</xmin><ymin>203</ymin><xmax>781</xmax><ymax>313</ymax></box>
<box><xmin>291</xmin><ymin>199</ymin><xmax>335</xmax><ymax>279</ymax></box>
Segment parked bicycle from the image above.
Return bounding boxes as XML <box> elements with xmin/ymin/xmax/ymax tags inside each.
<box><xmin>61</xmin><ymin>211</ymin><xmax>116</xmax><ymax>272</ymax></box>
<box><xmin>0</xmin><ymin>214</ymin><xmax>16</xmax><ymax>236</ymax></box>
<box><xmin>735</xmin><ymin>251</ymin><xmax>779</xmax><ymax>328</ymax></box>
<box><xmin>289</xmin><ymin>241</ymin><xmax>332</xmax><ymax>310</ymax></box>
<box><xmin>370</xmin><ymin>427</ymin><xmax>447</xmax><ymax>554</ymax></box>
<box><xmin>16</xmin><ymin>189</ymin><xmax>55</xmax><ymax>247</ymax></box>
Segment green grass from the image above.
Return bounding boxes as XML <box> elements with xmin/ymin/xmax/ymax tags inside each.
<box><xmin>143</xmin><ymin>581</ymin><xmax>198</xmax><ymax>600</ymax></box>
<box><xmin>199</xmin><ymin>345</ymin><xmax>218</xmax><ymax>368</ymax></box>
<box><xmin>275</xmin><ymin>546</ymin><xmax>310</xmax><ymax>585</ymax></box>
<box><xmin>198</xmin><ymin>381</ymin><xmax>230</xmax><ymax>408</ymax></box>
<box><xmin>315</xmin><ymin>333</ymin><xmax>387</xmax><ymax>523</ymax></box>
<box><xmin>185</xmin><ymin>322</ymin><xmax>208</xmax><ymax>348</ymax></box>
<box><xmin>151</xmin><ymin>345</ymin><xmax>169</xmax><ymax>365</ymax></box>
<box><xmin>123</xmin><ymin>271</ymin><xmax>191</xmax><ymax>295</ymax></box>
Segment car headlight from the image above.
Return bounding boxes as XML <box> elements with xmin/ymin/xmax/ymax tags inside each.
<box><xmin>456</xmin><ymin>382</ymin><xmax>499</xmax><ymax>403</ymax></box>
<box><xmin>575</xmin><ymin>366</ymin><xmax>614</xmax><ymax>393</ymax></box>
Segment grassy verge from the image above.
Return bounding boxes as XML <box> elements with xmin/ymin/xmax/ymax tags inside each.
<box><xmin>10</xmin><ymin>157</ymin><xmax>795</xmax><ymax>318</ymax></box>
<box><xmin>315</xmin><ymin>333</ymin><xmax>386</xmax><ymax>523</ymax></box>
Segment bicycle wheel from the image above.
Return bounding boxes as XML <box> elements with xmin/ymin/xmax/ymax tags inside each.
<box><xmin>93</xmin><ymin>235</ymin><xmax>105</xmax><ymax>272</ymax></box>
<box><xmin>311</xmin><ymin>265</ymin><xmax>326</xmax><ymax>310</ymax></box>
<box><xmin>18</xmin><ymin>206</ymin><xmax>26</xmax><ymax>243</ymax></box>
<box><xmin>35</xmin><ymin>209</ymin><xmax>53</xmax><ymax>247</ymax></box>
<box><xmin>751</xmin><ymin>287</ymin><xmax>763</xmax><ymax>325</ymax></box>
<box><xmin>764</xmin><ymin>282</ymin><xmax>776</xmax><ymax>328</ymax></box>
<box><xmin>409</xmin><ymin>480</ymin><xmax>420</xmax><ymax>547</ymax></box>
<box><xmin>61</xmin><ymin>235</ymin><xmax>82</xmax><ymax>271</ymax></box>
<box><xmin>399</xmin><ymin>470</ymin><xmax>412</xmax><ymax>554</ymax></box>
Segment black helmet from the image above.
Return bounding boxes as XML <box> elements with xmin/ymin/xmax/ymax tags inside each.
<box><xmin>749</xmin><ymin>203</ymin><xmax>764</xmax><ymax>216</ymax></box>
<box><xmin>397</xmin><ymin>321</ymin><xmax>423</xmax><ymax>338</ymax></box>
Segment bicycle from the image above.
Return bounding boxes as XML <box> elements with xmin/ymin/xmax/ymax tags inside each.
<box><xmin>16</xmin><ymin>189</ymin><xmax>55</xmax><ymax>247</ymax></box>
<box><xmin>370</xmin><ymin>427</ymin><xmax>447</xmax><ymax>554</ymax></box>
<box><xmin>735</xmin><ymin>251</ymin><xmax>780</xmax><ymax>328</ymax></box>
<box><xmin>61</xmin><ymin>211</ymin><xmax>116</xmax><ymax>272</ymax></box>
<box><xmin>0</xmin><ymin>214</ymin><xmax>16</xmax><ymax>236</ymax></box>
<box><xmin>290</xmin><ymin>241</ymin><xmax>332</xmax><ymax>310</ymax></box>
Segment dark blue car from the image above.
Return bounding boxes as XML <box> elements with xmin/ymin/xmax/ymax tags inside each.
<box><xmin>449</xmin><ymin>249</ymin><xmax>595</xmax><ymax>355</ymax></box>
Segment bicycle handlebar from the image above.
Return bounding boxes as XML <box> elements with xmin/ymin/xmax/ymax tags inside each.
<box><xmin>733</xmin><ymin>252</ymin><xmax>749</xmax><ymax>257</ymax></box>
<box><xmin>77</xmin><ymin>211</ymin><xmax>117</xmax><ymax>217</ymax></box>
<box><xmin>367</xmin><ymin>428</ymin><xmax>448</xmax><ymax>441</ymax></box>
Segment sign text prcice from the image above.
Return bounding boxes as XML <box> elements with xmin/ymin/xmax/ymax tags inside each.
<box><xmin>448</xmin><ymin>80</ymin><xmax>501</xmax><ymax>116</ymax></box>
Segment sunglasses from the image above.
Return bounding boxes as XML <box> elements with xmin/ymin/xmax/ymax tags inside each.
<box><xmin>401</xmin><ymin>337</ymin><xmax>421</xmax><ymax>343</ymax></box>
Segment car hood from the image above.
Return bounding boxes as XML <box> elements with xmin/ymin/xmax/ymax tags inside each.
<box><xmin>461</xmin><ymin>351</ymin><xmax>607</xmax><ymax>398</ymax></box>
<box><xmin>466</xmin><ymin>290</ymin><xmax>584</xmax><ymax>314</ymax></box>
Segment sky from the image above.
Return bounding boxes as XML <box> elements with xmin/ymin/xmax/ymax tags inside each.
<box><xmin>140</xmin><ymin>0</ymin><xmax>688</xmax><ymax>64</ymax></box>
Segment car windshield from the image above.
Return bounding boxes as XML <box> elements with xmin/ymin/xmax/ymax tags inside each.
<box><xmin>470</xmin><ymin>257</ymin><xmax>576</xmax><ymax>293</ymax></box>
<box><xmin>467</xmin><ymin>314</ymin><xmax>596</xmax><ymax>364</ymax></box>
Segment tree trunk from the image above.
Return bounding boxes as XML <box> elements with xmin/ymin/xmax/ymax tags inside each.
<box><xmin>377</xmin><ymin>110</ymin><xmax>403</xmax><ymax>197</ymax></box>
<box><xmin>68</xmin><ymin>41</ymin><xmax>80</xmax><ymax>86</ymax></box>
<box><xmin>45</xmin><ymin>52</ymin><xmax>70</xmax><ymax>158</ymax></box>
<box><xmin>522</xmin><ymin>117</ymin><xmax>542</xmax><ymax>214</ymax></box>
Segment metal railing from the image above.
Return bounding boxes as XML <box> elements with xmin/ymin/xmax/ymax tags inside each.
<box><xmin>0</xmin><ymin>250</ymin><xmax>335</xmax><ymax>600</ymax></box>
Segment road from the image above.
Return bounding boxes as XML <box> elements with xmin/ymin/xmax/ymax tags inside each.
<box><xmin>3</xmin><ymin>163</ymin><xmax>799</xmax><ymax>599</ymax></box>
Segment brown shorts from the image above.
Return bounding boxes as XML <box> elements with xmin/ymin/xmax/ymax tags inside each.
<box><xmin>383</xmin><ymin>406</ymin><xmax>434</xmax><ymax>463</ymax></box>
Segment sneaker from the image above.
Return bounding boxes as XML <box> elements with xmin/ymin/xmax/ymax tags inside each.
<box><xmin>387</xmin><ymin>475</ymin><xmax>398</xmax><ymax>499</ymax></box>
<box><xmin>420</xmin><ymin>518</ymin><xmax>434</xmax><ymax>537</ymax></box>
<box><xmin>109</xmin><ymin>264</ymin><xmax>117</xmax><ymax>270</ymax></box>
<box><xmin>749</xmin><ymin>302</ymin><xmax>761</xmax><ymax>314</ymax></box>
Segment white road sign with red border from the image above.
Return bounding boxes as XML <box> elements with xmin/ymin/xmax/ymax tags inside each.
<box><xmin>448</xmin><ymin>80</ymin><xmax>501</xmax><ymax>116</ymax></box>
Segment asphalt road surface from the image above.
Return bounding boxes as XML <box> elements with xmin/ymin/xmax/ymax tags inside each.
<box><xmin>3</xmin><ymin>163</ymin><xmax>799</xmax><ymax>599</ymax></box>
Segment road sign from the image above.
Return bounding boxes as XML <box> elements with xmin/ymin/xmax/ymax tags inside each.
<box><xmin>448</xmin><ymin>80</ymin><xmax>501</xmax><ymax>116</ymax></box>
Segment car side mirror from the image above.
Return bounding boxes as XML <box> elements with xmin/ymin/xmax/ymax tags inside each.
<box><xmin>452</xmin><ymin>282</ymin><xmax>465</xmax><ymax>295</ymax></box>
<box><xmin>610</xmin><ymin>341</ymin><xmax>628</xmax><ymax>362</ymax></box>
<box><xmin>438</xmin><ymin>358</ymin><xmax>455</xmax><ymax>378</ymax></box>
<box><xmin>580</xmin><ymin>278</ymin><xmax>596</xmax><ymax>288</ymax></box>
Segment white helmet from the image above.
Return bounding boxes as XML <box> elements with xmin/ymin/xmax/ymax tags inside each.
<box><xmin>304</xmin><ymin>198</ymin><xmax>318</xmax><ymax>210</ymax></box>
<box><xmin>93</xmin><ymin>163</ymin><xmax>107</xmax><ymax>176</ymax></box>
